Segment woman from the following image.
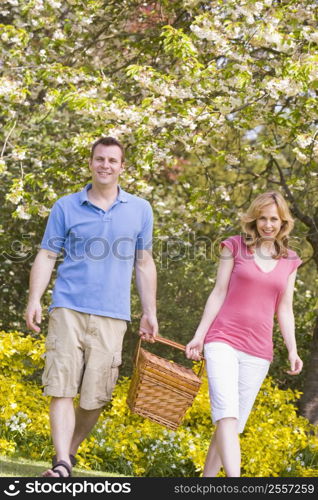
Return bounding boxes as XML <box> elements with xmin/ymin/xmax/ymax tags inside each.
<box><xmin>185</xmin><ymin>191</ymin><xmax>303</xmax><ymax>477</ymax></box>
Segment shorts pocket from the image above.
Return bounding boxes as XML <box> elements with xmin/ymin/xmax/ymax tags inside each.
<box><xmin>108</xmin><ymin>351</ymin><xmax>122</xmax><ymax>395</ymax></box>
<box><xmin>111</xmin><ymin>350</ymin><xmax>122</xmax><ymax>368</ymax></box>
<box><xmin>107</xmin><ymin>366</ymin><xmax>118</xmax><ymax>397</ymax></box>
<box><xmin>107</xmin><ymin>352</ymin><xmax>121</xmax><ymax>395</ymax></box>
<box><xmin>45</xmin><ymin>337</ymin><xmax>57</xmax><ymax>350</ymax></box>
<box><xmin>42</xmin><ymin>337</ymin><xmax>57</xmax><ymax>386</ymax></box>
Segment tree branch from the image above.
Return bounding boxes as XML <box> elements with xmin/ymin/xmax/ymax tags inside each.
<box><xmin>271</xmin><ymin>156</ymin><xmax>314</xmax><ymax>228</ymax></box>
<box><xmin>1</xmin><ymin>121</ymin><xmax>17</xmax><ymax>158</ymax></box>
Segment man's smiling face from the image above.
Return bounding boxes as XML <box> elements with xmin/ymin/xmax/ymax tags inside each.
<box><xmin>89</xmin><ymin>144</ymin><xmax>124</xmax><ymax>187</ymax></box>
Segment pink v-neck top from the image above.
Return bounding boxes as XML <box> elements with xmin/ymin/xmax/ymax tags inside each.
<box><xmin>204</xmin><ymin>235</ymin><xmax>302</xmax><ymax>361</ymax></box>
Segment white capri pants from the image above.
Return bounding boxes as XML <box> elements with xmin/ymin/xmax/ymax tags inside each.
<box><xmin>204</xmin><ymin>342</ymin><xmax>270</xmax><ymax>433</ymax></box>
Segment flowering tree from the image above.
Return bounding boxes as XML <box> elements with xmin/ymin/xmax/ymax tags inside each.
<box><xmin>1</xmin><ymin>0</ymin><xmax>317</xmax><ymax>421</ymax></box>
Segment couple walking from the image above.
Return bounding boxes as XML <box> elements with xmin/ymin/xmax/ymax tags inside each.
<box><xmin>25</xmin><ymin>137</ymin><xmax>302</xmax><ymax>477</ymax></box>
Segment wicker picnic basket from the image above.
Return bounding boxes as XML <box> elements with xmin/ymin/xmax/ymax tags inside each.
<box><xmin>126</xmin><ymin>335</ymin><xmax>204</xmax><ymax>430</ymax></box>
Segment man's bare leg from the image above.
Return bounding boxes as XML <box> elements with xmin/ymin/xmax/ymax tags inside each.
<box><xmin>70</xmin><ymin>406</ymin><xmax>104</xmax><ymax>457</ymax></box>
<box><xmin>42</xmin><ymin>397</ymin><xmax>75</xmax><ymax>477</ymax></box>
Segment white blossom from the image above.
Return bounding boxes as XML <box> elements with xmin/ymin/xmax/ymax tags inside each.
<box><xmin>302</xmin><ymin>27</ymin><xmax>318</xmax><ymax>44</ymax></box>
<box><xmin>308</xmin><ymin>64</ymin><xmax>318</xmax><ymax>83</ymax></box>
<box><xmin>82</xmin><ymin>17</ymin><xmax>93</xmax><ymax>25</ymax></box>
<box><xmin>313</xmin><ymin>142</ymin><xmax>318</xmax><ymax>159</ymax></box>
<box><xmin>12</xmin><ymin>149</ymin><xmax>26</xmax><ymax>161</ymax></box>
<box><xmin>48</xmin><ymin>0</ymin><xmax>62</xmax><ymax>8</ymax></box>
<box><xmin>308</xmin><ymin>31</ymin><xmax>318</xmax><ymax>43</ymax></box>
<box><xmin>225</xmin><ymin>154</ymin><xmax>240</xmax><ymax>166</ymax></box>
<box><xmin>107</xmin><ymin>125</ymin><xmax>130</xmax><ymax>136</ymax></box>
<box><xmin>0</xmin><ymin>77</ymin><xmax>20</xmax><ymax>96</ymax></box>
<box><xmin>80</xmin><ymin>87</ymin><xmax>98</xmax><ymax>98</ymax></box>
<box><xmin>37</xmin><ymin>205</ymin><xmax>50</xmax><ymax>217</ymax></box>
<box><xmin>265</xmin><ymin>78</ymin><xmax>301</xmax><ymax>98</ymax></box>
<box><xmin>39</xmin><ymin>49</ymin><xmax>47</xmax><ymax>60</ymax></box>
<box><xmin>293</xmin><ymin>148</ymin><xmax>309</xmax><ymax>164</ymax></box>
<box><xmin>15</xmin><ymin>205</ymin><xmax>31</xmax><ymax>220</ymax></box>
<box><xmin>53</xmin><ymin>30</ymin><xmax>65</xmax><ymax>41</ymax></box>
<box><xmin>296</xmin><ymin>134</ymin><xmax>313</xmax><ymax>148</ymax></box>
<box><xmin>34</xmin><ymin>0</ymin><xmax>44</xmax><ymax>10</ymax></box>
<box><xmin>5</xmin><ymin>412</ymin><xmax>31</xmax><ymax>432</ymax></box>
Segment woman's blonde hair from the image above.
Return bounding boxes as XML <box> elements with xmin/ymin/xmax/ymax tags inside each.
<box><xmin>240</xmin><ymin>191</ymin><xmax>294</xmax><ymax>258</ymax></box>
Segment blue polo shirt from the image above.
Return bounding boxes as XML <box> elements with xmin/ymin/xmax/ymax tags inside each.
<box><xmin>40</xmin><ymin>184</ymin><xmax>153</xmax><ymax>321</ymax></box>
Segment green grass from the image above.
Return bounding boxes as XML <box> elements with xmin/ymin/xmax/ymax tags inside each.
<box><xmin>0</xmin><ymin>455</ymin><xmax>126</xmax><ymax>477</ymax></box>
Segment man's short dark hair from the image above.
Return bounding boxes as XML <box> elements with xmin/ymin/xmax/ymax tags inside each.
<box><xmin>90</xmin><ymin>137</ymin><xmax>125</xmax><ymax>162</ymax></box>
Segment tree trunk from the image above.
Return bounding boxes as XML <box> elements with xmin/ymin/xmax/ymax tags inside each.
<box><xmin>299</xmin><ymin>314</ymin><xmax>318</xmax><ymax>425</ymax></box>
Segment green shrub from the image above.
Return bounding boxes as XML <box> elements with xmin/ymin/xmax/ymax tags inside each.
<box><xmin>1</xmin><ymin>330</ymin><xmax>317</xmax><ymax>477</ymax></box>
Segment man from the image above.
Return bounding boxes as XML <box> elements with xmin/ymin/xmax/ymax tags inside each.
<box><xmin>25</xmin><ymin>137</ymin><xmax>158</xmax><ymax>477</ymax></box>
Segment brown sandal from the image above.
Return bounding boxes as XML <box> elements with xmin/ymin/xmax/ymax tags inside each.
<box><xmin>52</xmin><ymin>454</ymin><xmax>77</xmax><ymax>467</ymax></box>
<box><xmin>51</xmin><ymin>460</ymin><xmax>72</xmax><ymax>477</ymax></box>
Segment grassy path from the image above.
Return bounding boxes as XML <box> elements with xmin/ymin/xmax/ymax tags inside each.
<box><xmin>0</xmin><ymin>455</ymin><xmax>126</xmax><ymax>477</ymax></box>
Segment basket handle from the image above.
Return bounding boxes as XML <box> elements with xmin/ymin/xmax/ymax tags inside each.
<box><xmin>154</xmin><ymin>335</ymin><xmax>188</xmax><ymax>352</ymax></box>
<box><xmin>134</xmin><ymin>335</ymin><xmax>205</xmax><ymax>377</ymax></box>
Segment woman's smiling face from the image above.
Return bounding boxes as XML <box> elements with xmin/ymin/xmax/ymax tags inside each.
<box><xmin>256</xmin><ymin>203</ymin><xmax>282</xmax><ymax>240</ymax></box>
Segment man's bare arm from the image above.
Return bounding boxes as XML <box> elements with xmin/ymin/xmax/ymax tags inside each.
<box><xmin>135</xmin><ymin>249</ymin><xmax>158</xmax><ymax>342</ymax></box>
<box><xmin>25</xmin><ymin>249</ymin><xmax>58</xmax><ymax>332</ymax></box>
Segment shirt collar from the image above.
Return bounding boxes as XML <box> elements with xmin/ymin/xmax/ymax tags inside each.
<box><xmin>117</xmin><ymin>186</ymin><xmax>128</xmax><ymax>203</ymax></box>
<box><xmin>79</xmin><ymin>184</ymin><xmax>128</xmax><ymax>205</ymax></box>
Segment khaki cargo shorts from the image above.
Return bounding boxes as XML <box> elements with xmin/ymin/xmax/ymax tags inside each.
<box><xmin>42</xmin><ymin>307</ymin><xmax>127</xmax><ymax>410</ymax></box>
